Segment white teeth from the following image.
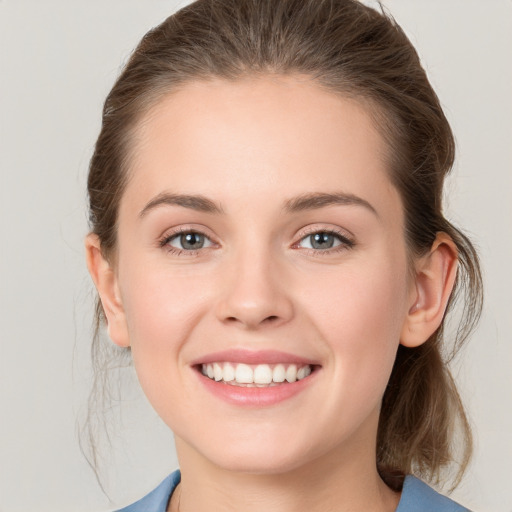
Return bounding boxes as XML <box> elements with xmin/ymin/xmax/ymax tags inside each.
<box><xmin>201</xmin><ymin>362</ymin><xmax>313</xmax><ymax>385</ymax></box>
<box><xmin>297</xmin><ymin>365</ymin><xmax>311</xmax><ymax>380</ymax></box>
<box><xmin>254</xmin><ymin>364</ymin><xmax>273</xmax><ymax>384</ymax></box>
<box><xmin>273</xmin><ymin>364</ymin><xmax>286</xmax><ymax>383</ymax></box>
<box><xmin>285</xmin><ymin>364</ymin><xmax>297</xmax><ymax>383</ymax></box>
<box><xmin>213</xmin><ymin>363</ymin><xmax>223</xmax><ymax>381</ymax></box>
<box><xmin>235</xmin><ymin>363</ymin><xmax>253</xmax><ymax>384</ymax></box>
<box><xmin>223</xmin><ymin>363</ymin><xmax>235</xmax><ymax>382</ymax></box>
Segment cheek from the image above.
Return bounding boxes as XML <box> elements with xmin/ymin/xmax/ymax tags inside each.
<box><xmin>118</xmin><ymin>263</ymin><xmax>218</xmax><ymax>414</ymax></box>
<box><xmin>302</xmin><ymin>256</ymin><xmax>409</xmax><ymax>390</ymax></box>
<box><xmin>119</xmin><ymin>262</ymin><xmax>211</xmax><ymax>363</ymax></box>
<box><xmin>307</xmin><ymin>258</ymin><xmax>408</xmax><ymax>330</ymax></box>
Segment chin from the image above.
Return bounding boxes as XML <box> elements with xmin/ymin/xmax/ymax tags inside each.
<box><xmin>193</xmin><ymin>435</ymin><xmax>323</xmax><ymax>476</ymax></box>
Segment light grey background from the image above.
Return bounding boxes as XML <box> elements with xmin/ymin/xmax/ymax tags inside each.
<box><xmin>0</xmin><ymin>1</ymin><xmax>510</xmax><ymax>511</ymax></box>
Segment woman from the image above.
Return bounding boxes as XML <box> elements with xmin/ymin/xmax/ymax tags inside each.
<box><xmin>85</xmin><ymin>0</ymin><xmax>482</xmax><ymax>510</ymax></box>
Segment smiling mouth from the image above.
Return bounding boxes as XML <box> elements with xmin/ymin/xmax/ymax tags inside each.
<box><xmin>199</xmin><ymin>362</ymin><xmax>315</xmax><ymax>387</ymax></box>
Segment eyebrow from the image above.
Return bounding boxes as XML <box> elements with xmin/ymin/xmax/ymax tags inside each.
<box><xmin>139</xmin><ymin>192</ymin><xmax>225</xmax><ymax>218</ymax></box>
<box><xmin>283</xmin><ymin>192</ymin><xmax>378</xmax><ymax>217</ymax></box>
<box><xmin>139</xmin><ymin>190</ymin><xmax>377</xmax><ymax>218</ymax></box>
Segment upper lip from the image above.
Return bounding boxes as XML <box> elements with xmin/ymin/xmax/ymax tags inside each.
<box><xmin>190</xmin><ymin>349</ymin><xmax>320</xmax><ymax>366</ymax></box>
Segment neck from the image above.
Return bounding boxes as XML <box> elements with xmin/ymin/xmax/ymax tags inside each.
<box><xmin>171</xmin><ymin>434</ymin><xmax>400</xmax><ymax>512</ymax></box>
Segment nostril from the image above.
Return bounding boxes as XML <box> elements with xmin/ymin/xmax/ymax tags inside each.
<box><xmin>225</xmin><ymin>314</ymin><xmax>280</xmax><ymax>326</ymax></box>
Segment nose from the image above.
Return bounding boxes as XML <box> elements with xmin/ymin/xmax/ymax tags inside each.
<box><xmin>214</xmin><ymin>246</ymin><xmax>294</xmax><ymax>330</ymax></box>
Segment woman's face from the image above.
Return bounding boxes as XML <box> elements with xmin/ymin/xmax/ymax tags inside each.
<box><xmin>112</xmin><ymin>75</ymin><xmax>416</xmax><ymax>473</ymax></box>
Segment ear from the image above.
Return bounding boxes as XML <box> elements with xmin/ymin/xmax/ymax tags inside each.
<box><xmin>85</xmin><ymin>233</ymin><xmax>130</xmax><ymax>348</ymax></box>
<box><xmin>400</xmin><ymin>233</ymin><xmax>458</xmax><ymax>348</ymax></box>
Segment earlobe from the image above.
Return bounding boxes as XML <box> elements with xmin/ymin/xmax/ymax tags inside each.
<box><xmin>400</xmin><ymin>233</ymin><xmax>458</xmax><ymax>348</ymax></box>
<box><xmin>85</xmin><ymin>234</ymin><xmax>130</xmax><ymax>348</ymax></box>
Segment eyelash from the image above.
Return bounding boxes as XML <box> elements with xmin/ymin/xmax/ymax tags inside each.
<box><xmin>293</xmin><ymin>227</ymin><xmax>355</xmax><ymax>257</ymax></box>
<box><xmin>159</xmin><ymin>227</ymin><xmax>215</xmax><ymax>256</ymax></box>
<box><xmin>158</xmin><ymin>227</ymin><xmax>355</xmax><ymax>257</ymax></box>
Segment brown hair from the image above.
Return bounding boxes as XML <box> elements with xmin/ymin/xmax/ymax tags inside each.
<box><xmin>86</xmin><ymin>0</ymin><xmax>483</xmax><ymax>489</ymax></box>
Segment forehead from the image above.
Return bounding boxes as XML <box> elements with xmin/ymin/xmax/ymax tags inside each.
<box><xmin>123</xmin><ymin>74</ymin><xmax>400</xmax><ymax>220</ymax></box>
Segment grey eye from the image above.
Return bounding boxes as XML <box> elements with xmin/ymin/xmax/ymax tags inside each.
<box><xmin>169</xmin><ymin>232</ymin><xmax>212</xmax><ymax>250</ymax></box>
<box><xmin>299</xmin><ymin>232</ymin><xmax>346</xmax><ymax>250</ymax></box>
<box><xmin>311</xmin><ymin>232</ymin><xmax>335</xmax><ymax>249</ymax></box>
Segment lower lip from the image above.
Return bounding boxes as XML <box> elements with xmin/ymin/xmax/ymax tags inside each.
<box><xmin>196</xmin><ymin>369</ymin><xmax>319</xmax><ymax>407</ymax></box>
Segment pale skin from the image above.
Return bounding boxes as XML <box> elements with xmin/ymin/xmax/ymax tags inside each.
<box><xmin>86</xmin><ymin>74</ymin><xmax>458</xmax><ymax>512</ymax></box>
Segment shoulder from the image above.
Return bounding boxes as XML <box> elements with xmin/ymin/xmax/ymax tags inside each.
<box><xmin>114</xmin><ymin>470</ymin><xmax>181</xmax><ymax>512</ymax></box>
<box><xmin>397</xmin><ymin>475</ymin><xmax>471</xmax><ymax>512</ymax></box>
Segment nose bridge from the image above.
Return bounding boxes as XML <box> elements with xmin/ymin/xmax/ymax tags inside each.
<box><xmin>215</xmin><ymin>236</ymin><xmax>293</xmax><ymax>329</ymax></box>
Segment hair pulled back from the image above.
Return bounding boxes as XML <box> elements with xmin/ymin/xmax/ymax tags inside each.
<box><xmin>87</xmin><ymin>0</ymin><xmax>483</xmax><ymax>489</ymax></box>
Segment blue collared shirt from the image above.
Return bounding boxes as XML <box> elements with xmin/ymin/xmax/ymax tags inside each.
<box><xmin>115</xmin><ymin>470</ymin><xmax>471</xmax><ymax>511</ymax></box>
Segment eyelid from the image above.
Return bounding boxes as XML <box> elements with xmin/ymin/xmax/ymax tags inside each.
<box><xmin>292</xmin><ymin>225</ymin><xmax>356</xmax><ymax>253</ymax></box>
<box><xmin>296</xmin><ymin>224</ymin><xmax>354</xmax><ymax>242</ymax></box>
<box><xmin>158</xmin><ymin>225</ymin><xmax>219</xmax><ymax>253</ymax></box>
